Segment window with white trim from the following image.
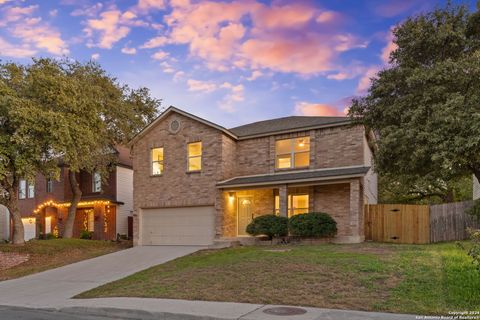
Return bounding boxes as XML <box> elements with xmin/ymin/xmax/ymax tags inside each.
<box><xmin>187</xmin><ymin>142</ymin><xmax>202</xmax><ymax>172</ymax></box>
<box><xmin>275</xmin><ymin>137</ymin><xmax>310</xmax><ymax>169</ymax></box>
<box><xmin>151</xmin><ymin>147</ymin><xmax>164</xmax><ymax>175</ymax></box>
<box><xmin>27</xmin><ymin>181</ymin><xmax>35</xmax><ymax>198</ymax></box>
<box><xmin>18</xmin><ymin>179</ymin><xmax>26</xmax><ymax>199</ymax></box>
<box><xmin>92</xmin><ymin>172</ymin><xmax>101</xmax><ymax>192</ymax></box>
<box><xmin>46</xmin><ymin>178</ymin><xmax>53</xmax><ymax>193</ymax></box>
<box><xmin>274</xmin><ymin>194</ymin><xmax>309</xmax><ymax>217</ymax></box>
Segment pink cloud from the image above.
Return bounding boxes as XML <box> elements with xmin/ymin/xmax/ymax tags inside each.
<box><xmin>83</xmin><ymin>5</ymin><xmax>149</xmax><ymax>49</ymax></box>
<box><xmin>162</xmin><ymin>1</ymin><xmax>354</xmax><ymax>75</ymax></box>
<box><xmin>0</xmin><ymin>5</ymin><xmax>68</xmax><ymax>56</ymax></box>
<box><xmin>151</xmin><ymin>50</ymin><xmax>169</xmax><ymax>60</ymax></box>
<box><xmin>187</xmin><ymin>79</ymin><xmax>217</xmax><ymax>93</ymax></box>
<box><xmin>135</xmin><ymin>0</ymin><xmax>165</xmax><ymax>13</ymax></box>
<box><xmin>356</xmin><ymin>66</ymin><xmax>381</xmax><ymax>94</ymax></box>
<box><xmin>252</xmin><ymin>3</ymin><xmax>314</xmax><ymax>30</ymax></box>
<box><xmin>294</xmin><ymin>102</ymin><xmax>346</xmax><ymax>116</ymax></box>
<box><xmin>316</xmin><ymin>11</ymin><xmax>339</xmax><ymax>24</ymax></box>
<box><xmin>140</xmin><ymin>36</ymin><xmax>169</xmax><ymax>48</ymax></box>
<box><xmin>121</xmin><ymin>46</ymin><xmax>137</xmax><ymax>55</ymax></box>
<box><xmin>0</xmin><ymin>36</ymin><xmax>36</xmax><ymax>58</ymax></box>
<box><xmin>381</xmin><ymin>31</ymin><xmax>398</xmax><ymax>64</ymax></box>
<box><xmin>374</xmin><ymin>0</ymin><xmax>418</xmax><ymax>17</ymax></box>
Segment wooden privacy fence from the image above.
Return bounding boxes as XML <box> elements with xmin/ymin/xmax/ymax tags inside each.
<box><xmin>430</xmin><ymin>201</ymin><xmax>480</xmax><ymax>242</ymax></box>
<box><xmin>364</xmin><ymin>204</ymin><xmax>430</xmax><ymax>244</ymax></box>
<box><xmin>365</xmin><ymin>201</ymin><xmax>480</xmax><ymax>244</ymax></box>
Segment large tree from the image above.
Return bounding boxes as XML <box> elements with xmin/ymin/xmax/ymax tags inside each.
<box><xmin>349</xmin><ymin>2</ymin><xmax>480</xmax><ymax>185</ymax></box>
<box><xmin>25</xmin><ymin>58</ymin><xmax>160</xmax><ymax>238</ymax></box>
<box><xmin>379</xmin><ymin>173</ymin><xmax>472</xmax><ymax>204</ymax></box>
<box><xmin>0</xmin><ymin>62</ymin><xmax>69</xmax><ymax>244</ymax></box>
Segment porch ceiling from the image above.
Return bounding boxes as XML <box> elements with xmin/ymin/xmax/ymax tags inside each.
<box><xmin>216</xmin><ymin>166</ymin><xmax>370</xmax><ymax>189</ymax></box>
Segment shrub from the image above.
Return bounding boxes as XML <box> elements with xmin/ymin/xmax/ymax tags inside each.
<box><xmin>461</xmin><ymin>228</ymin><xmax>480</xmax><ymax>273</ymax></box>
<box><xmin>246</xmin><ymin>214</ymin><xmax>288</xmax><ymax>239</ymax></box>
<box><xmin>467</xmin><ymin>200</ymin><xmax>480</xmax><ymax>219</ymax></box>
<box><xmin>288</xmin><ymin>212</ymin><xmax>337</xmax><ymax>238</ymax></box>
<box><xmin>80</xmin><ymin>230</ymin><xmax>93</xmax><ymax>240</ymax></box>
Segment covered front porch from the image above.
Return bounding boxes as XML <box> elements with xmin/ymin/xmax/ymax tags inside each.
<box><xmin>216</xmin><ymin>167</ymin><xmax>370</xmax><ymax>243</ymax></box>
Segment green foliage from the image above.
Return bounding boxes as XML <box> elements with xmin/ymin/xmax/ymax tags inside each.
<box><xmin>467</xmin><ymin>229</ymin><xmax>480</xmax><ymax>273</ymax></box>
<box><xmin>80</xmin><ymin>230</ymin><xmax>93</xmax><ymax>240</ymax></box>
<box><xmin>288</xmin><ymin>212</ymin><xmax>337</xmax><ymax>238</ymax></box>
<box><xmin>246</xmin><ymin>215</ymin><xmax>288</xmax><ymax>238</ymax></box>
<box><xmin>349</xmin><ymin>2</ymin><xmax>480</xmax><ymax>184</ymax></box>
<box><xmin>379</xmin><ymin>174</ymin><xmax>473</xmax><ymax>204</ymax></box>
<box><xmin>458</xmin><ymin>229</ymin><xmax>480</xmax><ymax>273</ymax></box>
<box><xmin>466</xmin><ymin>200</ymin><xmax>480</xmax><ymax>219</ymax></box>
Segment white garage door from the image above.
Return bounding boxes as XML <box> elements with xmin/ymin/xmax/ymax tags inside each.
<box><xmin>141</xmin><ymin>206</ymin><xmax>215</xmax><ymax>245</ymax></box>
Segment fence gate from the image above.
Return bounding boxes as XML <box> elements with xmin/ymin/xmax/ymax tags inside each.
<box><xmin>364</xmin><ymin>204</ymin><xmax>430</xmax><ymax>244</ymax></box>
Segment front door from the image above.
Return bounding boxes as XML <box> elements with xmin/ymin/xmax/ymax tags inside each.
<box><xmin>237</xmin><ymin>196</ymin><xmax>253</xmax><ymax>236</ymax></box>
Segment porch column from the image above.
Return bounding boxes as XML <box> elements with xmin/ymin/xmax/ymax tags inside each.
<box><xmin>349</xmin><ymin>180</ymin><xmax>363</xmax><ymax>242</ymax></box>
<box><xmin>279</xmin><ymin>185</ymin><xmax>288</xmax><ymax>217</ymax></box>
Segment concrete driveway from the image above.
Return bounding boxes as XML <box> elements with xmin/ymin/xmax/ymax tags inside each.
<box><xmin>0</xmin><ymin>245</ymin><xmax>203</xmax><ymax>308</ymax></box>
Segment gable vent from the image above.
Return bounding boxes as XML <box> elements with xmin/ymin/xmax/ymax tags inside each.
<box><xmin>169</xmin><ymin>119</ymin><xmax>181</xmax><ymax>134</ymax></box>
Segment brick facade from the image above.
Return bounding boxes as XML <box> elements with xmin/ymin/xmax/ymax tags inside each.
<box><xmin>132</xmin><ymin>109</ymin><xmax>377</xmax><ymax>245</ymax></box>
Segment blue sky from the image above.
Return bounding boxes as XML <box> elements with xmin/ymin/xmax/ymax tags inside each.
<box><xmin>0</xmin><ymin>0</ymin><xmax>475</xmax><ymax>127</ymax></box>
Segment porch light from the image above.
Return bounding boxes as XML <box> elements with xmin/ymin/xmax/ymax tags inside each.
<box><xmin>298</xmin><ymin>139</ymin><xmax>305</xmax><ymax>147</ymax></box>
<box><xmin>228</xmin><ymin>192</ymin><xmax>235</xmax><ymax>201</ymax></box>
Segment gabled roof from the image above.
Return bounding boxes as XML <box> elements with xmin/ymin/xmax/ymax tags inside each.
<box><xmin>216</xmin><ymin>166</ymin><xmax>370</xmax><ymax>188</ymax></box>
<box><xmin>130</xmin><ymin>106</ymin><xmax>238</xmax><ymax>145</ymax></box>
<box><xmin>131</xmin><ymin>106</ymin><xmax>353</xmax><ymax>144</ymax></box>
<box><xmin>229</xmin><ymin>116</ymin><xmax>351</xmax><ymax>139</ymax></box>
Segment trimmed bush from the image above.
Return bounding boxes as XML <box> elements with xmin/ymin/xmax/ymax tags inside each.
<box><xmin>80</xmin><ymin>230</ymin><xmax>93</xmax><ymax>240</ymax></box>
<box><xmin>246</xmin><ymin>214</ymin><xmax>288</xmax><ymax>239</ymax></box>
<box><xmin>288</xmin><ymin>212</ymin><xmax>337</xmax><ymax>238</ymax></box>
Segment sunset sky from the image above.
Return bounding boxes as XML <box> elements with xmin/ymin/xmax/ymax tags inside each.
<box><xmin>0</xmin><ymin>0</ymin><xmax>474</xmax><ymax>127</ymax></box>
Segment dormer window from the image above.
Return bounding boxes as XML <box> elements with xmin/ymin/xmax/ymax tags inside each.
<box><xmin>275</xmin><ymin>137</ymin><xmax>310</xmax><ymax>169</ymax></box>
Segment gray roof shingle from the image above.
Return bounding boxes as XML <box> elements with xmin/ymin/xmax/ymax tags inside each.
<box><xmin>217</xmin><ymin>166</ymin><xmax>370</xmax><ymax>188</ymax></box>
<box><xmin>229</xmin><ymin>116</ymin><xmax>350</xmax><ymax>138</ymax></box>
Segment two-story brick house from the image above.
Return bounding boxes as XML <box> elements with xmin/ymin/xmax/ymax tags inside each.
<box><xmin>131</xmin><ymin>106</ymin><xmax>377</xmax><ymax>246</ymax></box>
<box><xmin>16</xmin><ymin>146</ymin><xmax>133</xmax><ymax>241</ymax></box>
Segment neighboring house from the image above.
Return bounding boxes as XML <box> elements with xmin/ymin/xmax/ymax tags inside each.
<box><xmin>16</xmin><ymin>146</ymin><xmax>133</xmax><ymax>241</ymax></box>
<box><xmin>131</xmin><ymin>106</ymin><xmax>377</xmax><ymax>246</ymax></box>
<box><xmin>474</xmin><ymin>175</ymin><xmax>480</xmax><ymax>200</ymax></box>
<box><xmin>0</xmin><ymin>205</ymin><xmax>9</xmax><ymax>241</ymax></box>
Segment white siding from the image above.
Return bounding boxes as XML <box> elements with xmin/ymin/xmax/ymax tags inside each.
<box><xmin>474</xmin><ymin>175</ymin><xmax>480</xmax><ymax>200</ymax></box>
<box><xmin>0</xmin><ymin>205</ymin><xmax>9</xmax><ymax>241</ymax></box>
<box><xmin>116</xmin><ymin>166</ymin><xmax>133</xmax><ymax>236</ymax></box>
<box><xmin>363</xmin><ymin>134</ymin><xmax>378</xmax><ymax>204</ymax></box>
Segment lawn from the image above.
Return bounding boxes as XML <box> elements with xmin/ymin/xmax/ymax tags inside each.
<box><xmin>76</xmin><ymin>242</ymin><xmax>480</xmax><ymax>315</ymax></box>
<box><xmin>0</xmin><ymin>239</ymin><xmax>131</xmax><ymax>281</ymax></box>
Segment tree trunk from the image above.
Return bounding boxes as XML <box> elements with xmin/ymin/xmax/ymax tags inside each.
<box><xmin>6</xmin><ymin>184</ymin><xmax>25</xmax><ymax>245</ymax></box>
<box><xmin>63</xmin><ymin>170</ymin><xmax>82</xmax><ymax>239</ymax></box>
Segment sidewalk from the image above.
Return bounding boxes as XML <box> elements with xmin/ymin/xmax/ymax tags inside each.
<box><xmin>24</xmin><ymin>297</ymin><xmax>416</xmax><ymax>320</ymax></box>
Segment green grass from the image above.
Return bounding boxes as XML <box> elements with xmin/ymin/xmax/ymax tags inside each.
<box><xmin>76</xmin><ymin>242</ymin><xmax>480</xmax><ymax>315</ymax></box>
<box><xmin>0</xmin><ymin>239</ymin><xmax>131</xmax><ymax>280</ymax></box>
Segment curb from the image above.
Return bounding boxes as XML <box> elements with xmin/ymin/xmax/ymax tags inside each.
<box><xmin>59</xmin><ymin>306</ymin><xmax>238</xmax><ymax>320</ymax></box>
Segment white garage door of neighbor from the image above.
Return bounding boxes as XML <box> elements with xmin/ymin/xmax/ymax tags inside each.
<box><xmin>141</xmin><ymin>206</ymin><xmax>215</xmax><ymax>246</ymax></box>
<box><xmin>22</xmin><ymin>217</ymin><xmax>36</xmax><ymax>241</ymax></box>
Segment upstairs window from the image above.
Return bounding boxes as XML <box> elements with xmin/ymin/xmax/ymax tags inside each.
<box><xmin>92</xmin><ymin>172</ymin><xmax>101</xmax><ymax>192</ymax></box>
<box><xmin>28</xmin><ymin>181</ymin><xmax>35</xmax><ymax>198</ymax></box>
<box><xmin>151</xmin><ymin>148</ymin><xmax>164</xmax><ymax>175</ymax></box>
<box><xmin>275</xmin><ymin>137</ymin><xmax>310</xmax><ymax>169</ymax></box>
<box><xmin>19</xmin><ymin>179</ymin><xmax>26</xmax><ymax>199</ymax></box>
<box><xmin>46</xmin><ymin>178</ymin><xmax>53</xmax><ymax>193</ymax></box>
<box><xmin>187</xmin><ymin>142</ymin><xmax>202</xmax><ymax>172</ymax></box>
